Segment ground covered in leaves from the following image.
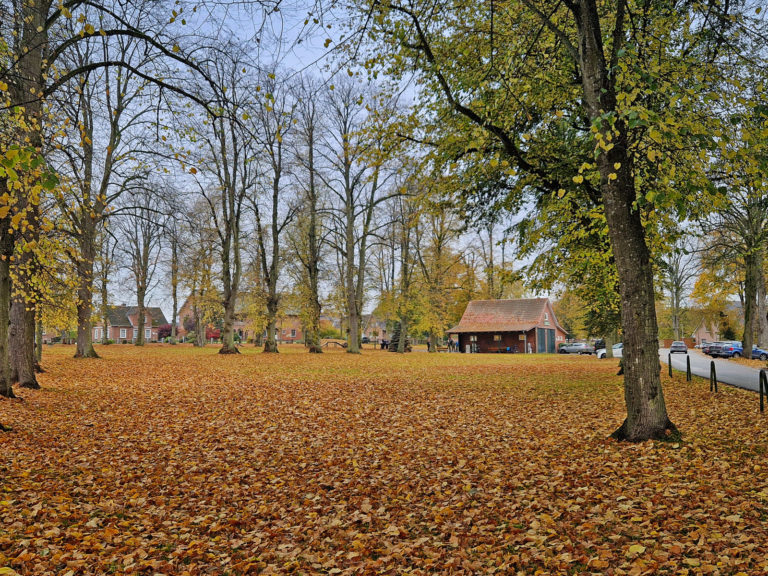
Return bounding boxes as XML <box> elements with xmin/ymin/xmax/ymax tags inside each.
<box><xmin>2</xmin><ymin>345</ymin><xmax>768</xmax><ymax>575</ymax></box>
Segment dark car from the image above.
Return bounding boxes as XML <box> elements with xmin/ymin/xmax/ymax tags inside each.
<box><xmin>669</xmin><ymin>341</ymin><xmax>688</xmax><ymax>354</ymax></box>
<box><xmin>361</xmin><ymin>336</ymin><xmax>370</xmax><ymax>344</ymax></box>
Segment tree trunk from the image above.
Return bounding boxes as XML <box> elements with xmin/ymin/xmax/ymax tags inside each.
<box><xmin>575</xmin><ymin>0</ymin><xmax>675</xmax><ymax>441</ymax></box>
<box><xmin>100</xmin><ymin>272</ymin><xmax>110</xmax><ymax>344</ymax></box>
<box><xmin>10</xmin><ymin>300</ymin><xmax>39</xmax><ymax>389</ymax></box>
<box><xmin>0</xmin><ymin>236</ymin><xmax>13</xmax><ymax>398</ymax></box>
<box><xmin>758</xmin><ymin>253</ymin><xmax>768</xmax><ymax>347</ymax></box>
<box><xmin>194</xmin><ymin>305</ymin><xmax>206</xmax><ymax>347</ymax></box>
<box><xmin>742</xmin><ymin>251</ymin><xmax>759</xmax><ymax>354</ymax></box>
<box><xmin>136</xmin><ymin>290</ymin><xmax>146</xmax><ymax>346</ymax></box>
<box><xmin>170</xmin><ymin>237</ymin><xmax>178</xmax><ymax>345</ymax></box>
<box><xmin>35</xmin><ymin>316</ymin><xmax>43</xmax><ymax>366</ymax></box>
<box><xmin>263</xmin><ymin>297</ymin><xmax>279</xmax><ymax>353</ymax></box>
<box><xmin>219</xmin><ymin>294</ymin><xmax>240</xmax><ymax>354</ymax></box>
<box><xmin>74</xmin><ymin>238</ymin><xmax>98</xmax><ymax>357</ymax></box>
<box><xmin>428</xmin><ymin>330</ymin><xmax>438</xmax><ymax>353</ymax></box>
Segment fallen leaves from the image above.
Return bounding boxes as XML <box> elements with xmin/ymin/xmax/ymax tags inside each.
<box><xmin>1</xmin><ymin>345</ymin><xmax>768</xmax><ymax>574</ymax></box>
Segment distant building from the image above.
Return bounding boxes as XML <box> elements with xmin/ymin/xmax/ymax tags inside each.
<box><xmin>448</xmin><ymin>298</ymin><xmax>567</xmax><ymax>353</ymax></box>
<box><xmin>362</xmin><ymin>314</ymin><xmax>387</xmax><ymax>342</ymax></box>
<box><xmin>691</xmin><ymin>318</ymin><xmax>720</xmax><ymax>345</ymax></box>
<box><xmin>92</xmin><ymin>305</ymin><xmax>168</xmax><ymax>343</ymax></box>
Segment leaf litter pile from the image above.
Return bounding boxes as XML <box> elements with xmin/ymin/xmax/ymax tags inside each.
<box><xmin>2</xmin><ymin>346</ymin><xmax>768</xmax><ymax>575</ymax></box>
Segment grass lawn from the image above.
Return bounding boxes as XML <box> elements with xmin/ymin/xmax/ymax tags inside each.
<box><xmin>2</xmin><ymin>345</ymin><xmax>767</xmax><ymax>575</ymax></box>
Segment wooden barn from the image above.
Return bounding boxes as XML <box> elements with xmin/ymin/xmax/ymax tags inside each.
<box><xmin>448</xmin><ymin>298</ymin><xmax>567</xmax><ymax>353</ymax></box>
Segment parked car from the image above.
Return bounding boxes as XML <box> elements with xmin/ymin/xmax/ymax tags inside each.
<box><xmin>361</xmin><ymin>336</ymin><xmax>370</xmax><ymax>344</ymax></box>
<box><xmin>597</xmin><ymin>343</ymin><xmax>623</xmax><ymax>359</ymax></box>
<box><xmin>669</xmin><ymin>341</ymin><xmax>688</xmax><ymax>354</ymax></box>
<box><xmin>752</xmin><ymin>346</ymin><xmax>768</xmax><ymax>361</ymax></box>
<box><xmin>716</xmin><ymin>341</ymin><xmax>743</xmax><ymax>358</ymax></box>
<box><xmin>559</xmin><ymin>342</ymin><xmax>595</xmax><ymax>355</ymax></box>
<box><xmin>705</xmin><ymin>341</ymin><xmax>725</xmax><ymax>356</ymax></box>
<box><xmin>594</xmin><ymin>339</ymin><xmax>606</xmax><ymax>351</ymax></box>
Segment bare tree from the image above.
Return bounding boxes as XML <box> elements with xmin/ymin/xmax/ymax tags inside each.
<box><xmin>250</xmin><ymin>68</ymin><xmax>298</xmax><ymax>354</ymax></box>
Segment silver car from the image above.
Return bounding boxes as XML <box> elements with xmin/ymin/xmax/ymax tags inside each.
<box><xmin>559</xmin><ymin>342</ymin><xmax>595</xmax><ymax>355</ymax></box>
<box><xmin>669</xmin><ymin>341</ymin><xmax>688</xmax><ymax>354</ymax></box>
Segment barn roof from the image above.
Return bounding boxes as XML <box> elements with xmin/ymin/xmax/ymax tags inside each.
<box><xmin>447</xmin><ymin>298</ymin><xmax>560</xmax><ymax>333</ymax></box>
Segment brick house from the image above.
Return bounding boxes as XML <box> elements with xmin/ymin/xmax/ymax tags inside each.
<box><xmin>93</xmin><ymin>305</ymin><xmax>168</xmax><ymax>343</ymax></box>
<box><xmin>448</xmin><ymin>298</ymin><xmax>567</xmax><ymax>353</ymax></box>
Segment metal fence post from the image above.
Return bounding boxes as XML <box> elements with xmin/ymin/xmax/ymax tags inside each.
<box><xmin>760</xmin><ymin>369</ymin><xmax>767</xmax><ymax>413</ymax></box>
<box><xmin>710</xmin><ymin>361</ymin><xmax>718</xmax><ymax>393</ymax></box>
<box><xmin>668</xmin><ymin>353</ymin><xmax>672</xmax><ymax>377</ymax></box>
<box><xmin>686</xmin><ymin>355</ymin><xmax>691</xmax><ymax>382</ymax></box>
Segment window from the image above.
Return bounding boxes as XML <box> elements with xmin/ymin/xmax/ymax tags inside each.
<box><xmin>493</xmin><ymin>334</ymin><xmax>502</xmax><ymax>342</ymax></box>
<box><xmin>93</xmin><ymin>328</ymin><xmax>100</xmax><ymax>340</ymax></box>
<box><xmin>145</xmin><ymin>328</ymin><xmax>151</xmax><ymax>339</ymax></box>
<box><xmin>291</xmin><ymin>329</ymin><xmax>296</xmax><ymax>338</ymax></box>
<box><xmin>544</xmin><ymin>312</ymin><xmax>550</xmax><ymax>326</ymax></box>
<box><xmin>120</xmin><ymin>328</ymin><xmax>127</xmax><ymax>339</ymax></box>
<box><xmin>133</xmin><ymin>328</ymin><xmax>138</xmax><ymax>339</ymax></box>
<box><xmin>470</xmin><ymin>335</ymin><xmax>477</xmax><ymax>342</ymax></box>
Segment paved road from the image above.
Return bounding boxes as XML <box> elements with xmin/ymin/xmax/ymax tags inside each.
<box><xmin>660</xmin><ymin>348</ymin><xmax>765</xmax><ymax>392</ymax></box>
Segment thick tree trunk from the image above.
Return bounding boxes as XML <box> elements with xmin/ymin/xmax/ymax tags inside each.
<box><xmin>219</xmin><ymin>294</ymin><xmax>240</xmax><ymax>354</ymax></box>
<box><xmin>743</xmin><ymin>251</ymin><xmax>760</xmax><ymax>354</ymax></box>
<box><xmin>758</xmin><ymin>255</ymin><xmax>768</xmax><ymax>347</ymax></box>
<box><xmin>575</xmin><ymin>0</ymin><xmax>675</xmax><ymax>441</ymax></box>
<box><xmin>10</xmin><ymin>300</ymin><xmax>39</xmax><ymax>389</ymax></box>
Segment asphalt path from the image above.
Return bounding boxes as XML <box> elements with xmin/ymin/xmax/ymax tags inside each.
<box><xmin>660</xmin><ymin>348</ymin><xmax>765</xmax><ymax>392</ymax></box>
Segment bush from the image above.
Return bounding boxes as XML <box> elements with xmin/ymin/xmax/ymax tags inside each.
<box><xmin>157</xmin><ymin>324</ymin><xmax>172</xmax><ymax>339</ymax></box>
<box><xmin>319</xmin><ymin>326</ymin><xmax>342</xmax><ymax>339</ymax></box>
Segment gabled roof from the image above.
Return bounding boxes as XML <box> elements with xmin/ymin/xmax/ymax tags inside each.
<box><xmin>448</xmin><ymin>298</ymin><xmax>562</xmax><ymax>333</ymax></box>
<box><xmin>107</xmin><ymin>305</ymin><xmax>168</xmax><ymax>327</ymax></box>
<box><xmin>106</xmin><ymin>306</ymin><xmax>132</xmax><ymax>327</ymax></box>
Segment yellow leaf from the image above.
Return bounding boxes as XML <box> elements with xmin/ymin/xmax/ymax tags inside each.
<box><xmin>628</xmin><ymin>544</ymin><xmax>646</xmax><ymax>555</ymax></box>
<box><xmin>0</xmin><ymin>568</ymin><xmax>20</xmax><ymax>575</ymax></box>
<box><xmin>573</xmin><ymin>175</ymin><xmax>584</xmax><ymax>184</ymax></box>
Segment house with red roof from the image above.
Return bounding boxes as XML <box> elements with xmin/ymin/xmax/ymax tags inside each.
<box><xmin>447</xmin><ymin>298</ymin><xmax>567</xmax><ymax>353</ymax></box>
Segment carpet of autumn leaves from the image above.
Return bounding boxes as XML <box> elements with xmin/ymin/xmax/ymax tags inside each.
<box><xmin>2</xmin><ymin>346</ymin><xmax>768</xmax><ymax>575</ymax></box>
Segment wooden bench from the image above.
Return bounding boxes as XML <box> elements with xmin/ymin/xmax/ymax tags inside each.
<box><xmin>322</xmin><ymin>340</ymin><xmax>348</xmax><ymax>349</ymax></box>
<box><xmin>436</xmin><ymin>346</ymin><xmax>449</xmax><ymax>353</ymax></box>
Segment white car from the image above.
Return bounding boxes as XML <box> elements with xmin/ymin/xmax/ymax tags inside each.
<box><xmin>597</xmin><ymin>343</ymin><xmax>623</xmax><ymax>359</ymax></box>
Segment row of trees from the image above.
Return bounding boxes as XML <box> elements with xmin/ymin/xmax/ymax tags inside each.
<box><xmin>3</xmin><ymin>0</ymin><xmax>768</xmax><ymax>442</ymax></box>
